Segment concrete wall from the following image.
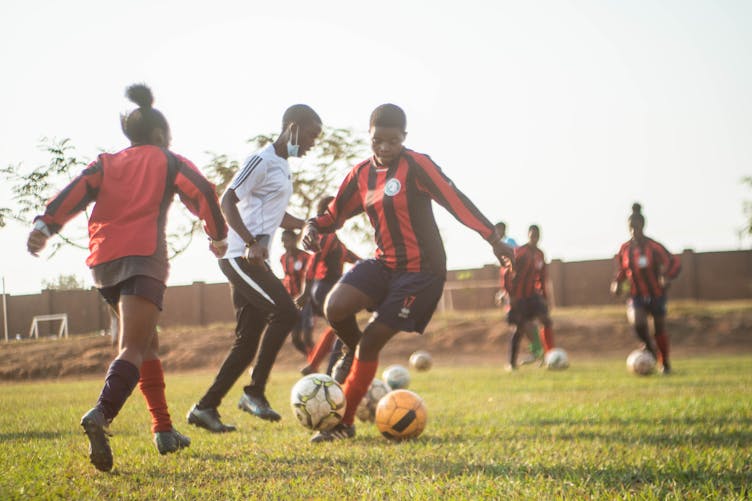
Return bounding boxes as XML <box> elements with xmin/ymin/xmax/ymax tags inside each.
<box><xmin>2</xmin><ymin>249</ymin><xmax>750</xmax><ymax>339</ymax></box>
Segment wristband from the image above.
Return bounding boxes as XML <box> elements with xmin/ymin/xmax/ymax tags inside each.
<box><xmin>245</xmin><ymin>236</ymin><xmax>258</xmax><ymax>248</ymax></box>
<box><xmin>33</xmin><ymin>220</ymin><xmax>51</xmax><ymax>237</ymax></box>
<box><xmin>210</xmin><ymin>238</ymin><xmax>227</xmax><ymax>246</ymax></box>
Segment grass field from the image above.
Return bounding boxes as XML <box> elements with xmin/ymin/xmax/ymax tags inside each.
<box><xmin>1</xmin><ymin>355</ymin><xmax>750</xmax><ymax>500</ymax></box>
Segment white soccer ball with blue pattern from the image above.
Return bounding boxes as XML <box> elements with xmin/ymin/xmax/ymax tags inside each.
<box><xmin>290</xmin><ymin>374</ymin><xmax>346</xmax><ymax>431</ymax></box>
<box><xmin>382</xmin><ymin>364</ymin><xmax>410</xmax><ymax>390</ymax></box>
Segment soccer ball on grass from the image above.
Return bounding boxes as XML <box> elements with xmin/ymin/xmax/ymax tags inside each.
<box><xmin>290</xmin><ymin>374</ymin><xmax>346</xmax><ymax>431</ymax></box>
<box><xmin>375</xmin><ymin>389</ymin><xmax>427</xmax><ymax>440</ymax></box>
<box><xmin>382</xmin><ymin>364</ymin><xmax>410</xmax><ymax>389</ymax></box>
<box><xmin>355</xmin><ymin>378</ymin><xmax>391</xmax><ymax>423</ymax></box>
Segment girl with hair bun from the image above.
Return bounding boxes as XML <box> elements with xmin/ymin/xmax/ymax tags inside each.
<box><xmin>611</xmin><ymin>203</ymin><xmax>681</xmax><ymax>374</ymax></box>
<box><xmin>26</xmin><ymin>84</ymin><xmax>228</xmax><ymax>471</ymax></box>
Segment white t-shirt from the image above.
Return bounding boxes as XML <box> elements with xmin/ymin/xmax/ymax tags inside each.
<box><xmin>224</xmin><ymin>144</ymin><xmax>293</xmax><ymax>259</ymax></box>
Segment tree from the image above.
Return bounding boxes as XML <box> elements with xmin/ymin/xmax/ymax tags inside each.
<box><xmin>1</xmin><ymin>127</ymin><xmax>373</xmax><ymax>257</ymax></box>
<box><xmin>42</xmin><ymin>273</ymin><xmax>86</xmax><ymax>290</ymax></box>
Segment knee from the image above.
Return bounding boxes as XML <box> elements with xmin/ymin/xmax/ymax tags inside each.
<box><xmin>324</xmin><ymin>296</ymin><xmax>347</xmax><ymax>323</ymax></box>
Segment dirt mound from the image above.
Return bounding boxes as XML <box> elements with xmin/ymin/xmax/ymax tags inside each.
<box><xmin>2</xmin><ymin>307</ymin><xmax>751</xmax><ymax>381</ymax></box>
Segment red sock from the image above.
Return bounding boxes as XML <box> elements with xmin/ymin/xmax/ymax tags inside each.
<box><xmin>541</xmin><ymin>325</ymin><xmax>555</xmax><ymax>353</ymax></box>
<box><xmin>654</xmin><ymin>332</ymin><xmax>670</xmax><ymax>366</ymax></box>
<box><xmin>138</xmin><ymin>359</ymin><xmax>172</xmax><ymax>433</ymax></box>
<box><xmin>341</xmin><ymin>357</ymin><xmax>378</xmax><ymax>426</ymax></box>
<box><xmin>307</xmin><ymin>327</ymin><xmax>337</xmax><ymax>369</ymax></box>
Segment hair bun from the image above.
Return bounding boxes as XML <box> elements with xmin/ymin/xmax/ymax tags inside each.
<box><xmin>631</xmin><ymin>203</ymin><xmax>642</xmax><ymax>215</ymax></box>
<box><xmin>125</xmin><ymin>84</ymin><xmax>154</xmax><ymax>109</ymax></box>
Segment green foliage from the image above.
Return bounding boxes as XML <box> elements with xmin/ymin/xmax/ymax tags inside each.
<box><xmin>742</xmin><ymin>176</ymin><xmax>752</xmax><ymax>239</ymax></box>
<box><xmin>0</xmin><ymin>138</ymin><xmax>89</xmax><ymax>256</ymax></box>
<box><xmin>0</xmin><ymin>356</ymin><xmax>750</xmax><ymax>499</ymax></box>
<box><xmin>42</xmin><ymin>274</ymin><xmax>86</xmax><ymax>290</ymax></box>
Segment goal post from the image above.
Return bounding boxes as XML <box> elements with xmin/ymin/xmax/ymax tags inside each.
<box><xmin>28</xmin><ymin>313</ymin><xmax>69</xmax><ymax>339</ymax></box>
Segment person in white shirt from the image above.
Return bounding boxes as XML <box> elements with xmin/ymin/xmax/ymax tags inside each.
<box><xmin>187</xmin><ymin>105</ymin><xmax>322</xmax><ymax>431</ymax></box>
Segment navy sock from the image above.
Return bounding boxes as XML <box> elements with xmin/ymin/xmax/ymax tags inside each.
<box><xmin>96</xmin><ymin>359</ymin><xmax>140</xmax><ymax>422</ymax></box>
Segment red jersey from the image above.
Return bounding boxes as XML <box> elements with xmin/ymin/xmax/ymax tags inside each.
<box><xmin>312</xmin><ymin>149</ymin><xmax>495</xmax><ymax>275</ymax></box>
<box><xmin>305</xmin><ymin>233</ymin><xmax>359</xmax><ymax>283</ymax></box>
<box><xmin>280</xmin><ymin>249</ymin><xmax>311</xmax><ymax>297</ymax></box>
<box><xmin>614</xmin><ymin>237</ymin><xmax>681</xmax><ymax>298</ymax></box>
<box><xmin>37</xmin><ymin>145</ymin><xmax>227</xmax><ymax>267</ymax></box>
<box><xmin>504</xmin><ymin>244</ymin><xmax>547</xmax><ymax>300</ymax></box>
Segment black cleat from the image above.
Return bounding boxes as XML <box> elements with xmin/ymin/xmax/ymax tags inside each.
<box><xmin>187</xmin><ymin>405</ymin><xmax>237</xmax><ymax>433</ymax></box>
<box><xmin>238</xmin><ymin>393</ymin><xmax>281</xmax><ymax>422</ymax></box>
<box><xmin>310</xmin><ymin>422</ymin><xmax>356</xmax><ymax>443</ymax></box>
<box><xmin>154</xmin><ymin>428</ymin><xmax>191</xmax><ymax>454</ymax></box>
<box><xmin>80</xmin><ymin>407</ymin><xmax>113</xmax><ymax>472</ymax></box>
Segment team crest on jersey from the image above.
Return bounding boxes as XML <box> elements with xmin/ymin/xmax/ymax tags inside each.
<box><xmin>384</xmin><ymin>178</ymin><xmax>402</xmax><ymax>197</ymax></box>
<box><xmin>294</xmin><ymin>261</ymin><xmax>303</xmax><ymax>271</ymax></box>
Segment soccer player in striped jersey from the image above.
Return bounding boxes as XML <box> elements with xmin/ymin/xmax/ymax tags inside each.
<box><xmin>296</xmin><ymin>196</ymin><xmax>361</xmax><ymax>380</ymax></box>
<box><xmin>280</xmin><ymin>229</ymin><xmax>314</xmax><ymax>357</ymax></box>
<box><xmin>504</xmin><ymin>225</ymin><xmax>555</xmax><ymax>370</ymax></box>
<box><xmin>26</xmin><ymin>84</ymin><xmax>228</xmax><ymax>471</ymax></box>
<box><xmin>187</xmin><ymin>105</ymin><xmax>322</xmax><ymax>431</ymax></box>
<box><xmin>611</xmin><ymin>203</ymin><xmax>681</xmax><ymax>374</ymax></box>
<box><xmin>302</xmin><ymin>104</ymin><xmax>514</xmax><ymax>442</ymax></box>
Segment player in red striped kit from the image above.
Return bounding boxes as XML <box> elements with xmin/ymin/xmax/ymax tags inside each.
<box><xmin>611</xmin><ymin>203</ymin><xmax>681</xmax><ymax>374</ymax></box>
<box><xmin>296</xmin><ymin>196</ymin><xmax>360</xmax><ymax>380</ymax></box>
<box><xmin>280</xmin><ymin>229</ymin><xmax>313</xmax><ymax>357</ymax></box>
<box><xmin>302</xmin><ymin>104</ymin><xmax>514</xmax><ymax>442</ymax></box>
<box><xmin>504</xmin><ymin>225</ymin><xmax>555</xmax><ymax>370</ymax></box>
<box><xmin>26</xmin><ymin>84</ymin><xmax>228</xmax><ymax>471</ymax></box>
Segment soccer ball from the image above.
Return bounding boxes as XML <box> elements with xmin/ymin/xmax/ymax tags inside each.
<box><xmin>382</xmin><ymin>364</ymin><xmax>410</xmax><ymax>389</ymax></box>
<box><xmin>544</xmin><ymin>348</ymin><xmax>569</xmax><ymax>370</ymax></box>
<box><xmin>409</xmin><ymin>350</ymin><xmax>432</xmax><ymax>372</ymax></box>
<box><xmin>375</xmin><ymin>389</ymin><xmax>427</xmax><ymax>440</ymax></box>
<box><xmin>290</xmin><ymin>374</ymin><xmax>346</xmax><ymax>431</ymax></box>
<box><xmin>355</xmin><ymin>378</ymin><xmax>392</xmax><ymax>423</ymax></box>
<box><xmin>626</xmin><ymin>349</ymin><xmax>656</xmax><ymax>376</ymax></box>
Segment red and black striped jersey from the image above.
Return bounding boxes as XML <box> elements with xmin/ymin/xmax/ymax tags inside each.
<box><xmin>280</xmin><ymin>249</ymin><xmax>311</xmax><ymax>297</ymax></box>
<box><xmin>614</xmin><ymin>237</ymin><xmax>681</xmax><ymax>298</ymax></box>
<box><xmin>36</xmin><ymin>145</ymin><xmax>227</xmax><ymax>267</ymax></box>
<box><xmin>312</xmin><ymin>149</ymin><xmax>495</xmax><ymax>275</ymax></box>
<box><xmin>305</xmin><ymin>233</ymin><xmax>359</xmax><ymax>283</ymax></box>
<box><xmin>504</xmin><ymin>244</ymin><xmax>547</xmax><ymax>300</ymax></box>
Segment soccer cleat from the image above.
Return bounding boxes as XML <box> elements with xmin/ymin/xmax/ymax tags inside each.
<box><xmin>238</xmin><ymin>393</ymin><xmax>281</xmax><ymax>422</ymax></box>
<box><xmin>154</xmin><ymin>428</ymin><xmax>191</xmax><ymax>455</ymax></box>
<box><xmin>310</xmin><ymin>423</ymin><xmax>356</xmax><ymax>443</ymax></box>
<box><xmin>80</xmin><ymin>407</ymin><xmax>113</xmax><ymax>472</ymax></box>
<box><xmin>299</xmin><ymin>364</ymin><xmax>315</xmax><ymax>376</ymax></box>
<box><xmin>331</xmin><ymin>349</ymin><xmax>355</xmax><ymax>384</ymax></box>
<box><xmin>519</xmin><ymin>353</ymin><xmax>541</xmax><ymax>366</ymax></box>
<box><xmin>660</xmin><ymin>363</ymin><xmax>672</xmax><ymax>375</ymax></box>
<box><xmin>505</xmin><ymin>364</ymin><xmax>517</xmax><ymax>372</ymax></box>
<box><xmin>186</xmin><ymin>405</ymin><xmax>237</xmax><ymax>433</ymax></box>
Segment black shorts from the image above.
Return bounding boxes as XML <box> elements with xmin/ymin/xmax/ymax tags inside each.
<box><xmin>310</xmin><ymin>279</ymin><xmax>336</xmax><ymax>317</ymax></box>
<box><xmin>340</xmin><ymin>259</ymin><xmax>445</xmax><ymax>334</ymax></box>
<box><xmin>507</xmin><ymin>295</ymin><xmax>549</xmax><ymax>325</ymax></box>
<box><xmin>630</xmin><ymin>296</ymin><xmax>667</xmax><ymax>317</ymax></box>
<box><xmin>98</xmin><ymin>275</ymin><xmax>166</xmax><ymax>311</ymax></box>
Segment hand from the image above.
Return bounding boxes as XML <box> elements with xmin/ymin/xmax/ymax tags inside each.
<box><xmin>209</xmin><ymin>239</ymin><xmax>228</xmax><ymax>258</ymax></box>
<box><xmin>245</xmin><ymin>242</ymin><xmax>268</xmax><ymax>266</ymax></box>
<box><xmin>26</xmin><ymin>229</ymin><xmax>49</xmax><ymax>257</ymax></box>
<box><xmin>294</xmin><ymin>293</ymin><xmax>308</xmax><ymax>309</ymax></box>
<box><xmin>609</xmin><ymin>280</ymin><xmax>621</xmax><ymax>296</ymax></box>
<box><xmin>491</xmin><ymin>239</ymin><xmax>515</xmax><ymax>268</ymax></box>
<box><xmin>659</xmin><ymin>276</ymin><xmax>672</xmax><ymax>290</ymax></box>
<box><xmin>302</xmin><ymin>221</ymin><xmax>320</xmax><ymax>252</ymax></box>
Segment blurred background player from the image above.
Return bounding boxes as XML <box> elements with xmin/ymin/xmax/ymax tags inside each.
<box><xmin>26</xmin><ymin>84</ymin><xmax>228</xmax><ymax>471</ymax></box>
<box><xmin>302</xmin><ymin>103</ymin><xmax>514</xmax><ymax>442</ymax></box>
<box><xmin>280</xmin><ymin>229</ymin><xmax>314</xmax><ymax>358</ymax></box>
<box><xmin>504</xmin><ymin>225</ymin><xmax>555</xmax><ymax>371</ymax></box>
<box><xmin>187</xmin><ymin>105</ymin><xmax>322</xmax><ymax>431</ymax></box>
<box><xmin>296</xmin><ymin>195</ymin><xmax>360</xmax><ymax>381</ymax></box>
<box><xmin>494</xmin><ymin>221</ymin><xmax>543</xmax><ymax>364</ymax></box>
<box><xmin>611</xmin><ymin>203</ymin><xmax>681</xmax><ymax>374</ymax></box>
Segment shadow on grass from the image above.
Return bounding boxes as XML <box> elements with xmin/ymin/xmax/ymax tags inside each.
<box><xmin>0</xmin><ymin>431</ymin><xmax>65</xmax><ymax>441</ymax></box>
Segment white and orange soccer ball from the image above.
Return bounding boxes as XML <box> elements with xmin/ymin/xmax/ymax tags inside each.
<box><xmin>375</xmin><ymin>389</ymin><xmax>427</xmax><ymax>441</ymax></box>
<box><xmin>409</xmin><ymin>350</ymin><xmax>433</xmax><ymax>372</ymax></box>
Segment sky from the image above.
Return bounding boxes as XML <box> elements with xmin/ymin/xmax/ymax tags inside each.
<box><xmin>1</xmin><ymin>0</ymin><xmax>751</xmax><ymax>295</ymax></box>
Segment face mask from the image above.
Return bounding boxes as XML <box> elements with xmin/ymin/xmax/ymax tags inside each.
<box><xmin>286</xmin><ymin>125</ymin><xmax>300</xmax><ymax>157</ymax></box>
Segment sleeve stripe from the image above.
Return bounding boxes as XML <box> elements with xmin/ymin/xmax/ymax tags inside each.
<box><xmin>231</xmin><ymin>155</ymin><xmax>263</xmax><ymax>189</ymax></box>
